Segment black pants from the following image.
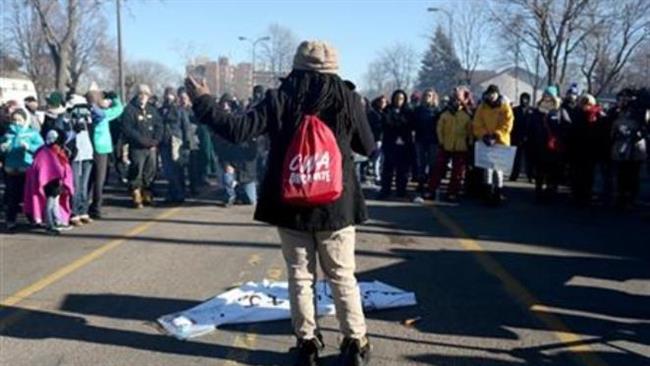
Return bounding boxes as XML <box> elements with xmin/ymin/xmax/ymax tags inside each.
<box><xmin>381</xmin><ymin>145</ymin><xmax>409</xmax><ymax>196</ymax></box>
<box><xmin>4</xmin><ymin>172</ymin><xmax>26</xmax><ymax>223</ymax></box>
<box><xmin>89</xmin><ymin>153</ymin><xmax>109</xmax><ymax>215</ymax></box>
<box><xmin>571</xmin><ymin>158</ymin><xmax>596</xmax><ymax>205</ymax></box>
<box><xmin>535</xmin><ymin>160</ymin><xmax>563</xmax><ymax>198</ymax></box>
<box><xmin>188</xmin><ymin>149</ymin><xmax>203</xmax><ymax>194</ymax></box>
<box><xmin>510</xmin><ymin>143</ymin><xmax>532</xmax><ymax>181</ymax></box>
<box><xmin>616</xmin><ymin>161</ymin><xmax>641</xmax><ymax>205</ymax></box>
<box><xmin>128</xmin><ymin>148</ymin><xmax>157</xmax><ymax>191</ymax></box>
<box><xmin>113</xmin><ymin>145</ymin><xmax>129</xmax><ymax>184</ymax></box>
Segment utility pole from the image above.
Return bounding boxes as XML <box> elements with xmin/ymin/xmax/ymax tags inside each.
<box><xmin>515</xmin><ymin>40</ymin><xmax>520</xmax><ymax>101</ymax></box>
<box><xmin>116</xmin><ymin>0</ymin><xmax>125</xmax><ymax>101</ymax></box>
<box><xmin>646</xmin><ymin>53</ymin><xmax>650</xmax><ymax>83</ymax></box>
<box><xmin>239</xmin><ymin>36</ymin><xmax>270</xmax><ymax>87</ymax></box>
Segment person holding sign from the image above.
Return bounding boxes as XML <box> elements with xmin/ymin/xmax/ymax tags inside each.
<box><xmin>473</xmin><ymin>85</ymin><xmax>514</xmax><ymax>205</ymax></box>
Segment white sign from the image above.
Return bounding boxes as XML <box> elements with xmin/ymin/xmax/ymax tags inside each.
<box><xmin>158</xmin><ymin>279</ymin><xmax>417</xmax><ymax>340</ymax></box>
<box><xmin>474</xmin><ymin>142</ymin><xmax>517</xmax><ymax>174</ymax></box>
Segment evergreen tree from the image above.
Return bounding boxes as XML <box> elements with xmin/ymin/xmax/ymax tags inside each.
<box><xmin>417</xmin><ymin>26</ymin><xmax>462</xmax><ymax>94</ymax></box>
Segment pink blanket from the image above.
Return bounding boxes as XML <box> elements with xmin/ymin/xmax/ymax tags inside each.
<box><xmin>23</xmin><ymin>146</ymin><xmax>75</xmax><ymax>224</ymax></box>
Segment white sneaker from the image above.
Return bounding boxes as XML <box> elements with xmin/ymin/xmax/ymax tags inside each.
<box><xmin>56</xmin><ymin>224</ymin><xmax>73</xmax><ymax>231</ymax></box>
<box><xmin>412</xmin><ymin>196</ymin><xmax>425</xmax><ymax>204</ymax></box>
<box><xmin>70</xmin><ymin>216</ymin><xmax>83</xmax><ymax>226</ymax></box>
<box><xmin>80</xmin><ymin>215</ymin><xmax>93</xmax><ymax>224</ymax></box>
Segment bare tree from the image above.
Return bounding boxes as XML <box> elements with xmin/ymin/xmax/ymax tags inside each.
<box><xmin>4</xmin><ymin>0</ymin><xmax>54</xmax><ymax>100</ymax></box>
<box><xmin>492</xmin><ymin>0</ymin><xmax>599</xmax><ymax>87</ymax></box>
<box><xmin>454</xmin><ymin>2</ymin><xmax>493</xmax><ymax>84</ymax></box>
<box><xmin>67</xmin><ymin>1</ymin><xmax>113</xmax><ymax>91</ymax></box>
<box><xmin>617</xmin><ymin>40</ymin><xmax>650</xmax><ymax>88</ymax></box>
<box><xmin>259</xmin><ymin>23</ymin><xmax>298</xmax><ymax>81</ymax></box>
<box><xmin>124</xmin><ymin>60</ymin><xmax>182</xmax><ymax>98</ymax></box>
<box><xmin>379</xmin><ymin>43</ymin><xmax>418</xmax><ymax>91</ymax></box>
<box><xmin>5</xmin><ymin>0</ymin><xmax>114</xmax><ymax>96</ymax></box>
<box><xmin>363</xmin><ymin>43</ymin><xmax>418</xmax><ymax>96</ymax></box>
<box><xmin>363</xmin><ymin>60</ymin><xmax>390</xmax><ymax>97</ymax></box>
<box><xmin>495</xmin><ymin>13</ymin><xmax>546</xmax><ymax>100</ymax></box>
<box><xmin>29</xmin><ymin>0</ymin><xmax>80</xmax><ymax>91</ymax></box>
<box><xmin>578</xmin><ymin>0</ymin><xmax>650</xmax><ymax>96</ymax></box>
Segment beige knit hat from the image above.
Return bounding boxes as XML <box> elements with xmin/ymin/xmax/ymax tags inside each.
<box><xmin>137</xmin><ymin>84</ymin><xmax>152</xmax><ymax>96</ymax></box>
<box><xmin>292</xmin><ymin>40</ymin><xmax>339</xmax><ymax>74</ymax></box>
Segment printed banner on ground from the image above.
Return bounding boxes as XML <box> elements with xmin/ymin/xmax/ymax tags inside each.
<box><xmin>157</xmin><ymin>280</ymin><xmax>417</xmax><ymax>340</ymax></box>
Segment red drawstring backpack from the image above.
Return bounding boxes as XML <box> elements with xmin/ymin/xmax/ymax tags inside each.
<box><xmin>281</xmin><ymin>114</ymin><xmax>343</xmax><ymax>206</ymax></box>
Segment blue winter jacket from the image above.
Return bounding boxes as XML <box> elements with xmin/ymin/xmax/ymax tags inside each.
<box><xmin>1</xmin><ymin>123</ymin><xmax>44</xmax><ymax>172</ymax></box>
<box><xmin>91</xmin><ymin>97</ymin><xmax>124</xmax><ymax>154</ymax></box>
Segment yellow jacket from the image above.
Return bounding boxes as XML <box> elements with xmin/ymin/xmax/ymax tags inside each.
<box><xmin>472</xmin><ymin>100</ymin><xmax>514</xmax><ymax>146</ymax></box>
<box><xmin>437</xmin><ymin>109</ymin><xmax>473</xmax><ymax>152</ymax></box>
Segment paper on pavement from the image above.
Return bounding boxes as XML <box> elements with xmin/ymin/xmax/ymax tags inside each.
<box><xmin>157</xmin><ymin>279</ymin><xmax>417</xmax><ymax>339</ymax></box>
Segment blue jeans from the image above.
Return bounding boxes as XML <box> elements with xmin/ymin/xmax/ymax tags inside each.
<box><xmin>370</xmin><ymin>148</ymin><xmax>383</xmax><ymax>184</ymax></box>
<box><xmin>160</xmin><ymin>144</ymin><xmax>186</xmax><ymax>202</ymax></box>
<box><xmin>223</xmin><ymin>172</ymin><xmax>257</xmax><ymax>205</ymax></box>
<box><xmin>46</xmin><ymin>195</ymin><xmax>61</xmax><ymax>228</ymax></box>
<box><xmin>72</xmin><ymin>160</ymin><xmax>93</xmax><ymax>216</ymax></box>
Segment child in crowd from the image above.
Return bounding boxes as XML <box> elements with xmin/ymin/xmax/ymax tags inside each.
<box><xmin>24</xmin><ymin>130</ymin><xmax>75</xmax><ymax>234</ymax></box>
<box><xmin>1</xmin><ymin>109</ymin><xmax>44</xmax><ymax>232</ymax></box>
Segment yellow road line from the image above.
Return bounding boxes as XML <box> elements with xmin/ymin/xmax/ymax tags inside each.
<box><xmin>0</xmin><ymin>207</ymin><xmax>182</xmax><ymax>316</ymax></box>
<box><xmin>428</xmin><ymin>204</ymin><xmax>608</xmax><ymax>366</ymax></box>
<box><xmin>224</xmin><ymin>261</ymin><xmax>284</xmax><ymax>365</ymax></box>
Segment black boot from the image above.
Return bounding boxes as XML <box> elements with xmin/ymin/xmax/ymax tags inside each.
<box><xmin>292</xmin><ymin>335</ymin><xmax>324</xmax><ymax>366</ymax></box>
<box><xmin>339</xmin><ymin>336</ymin><xmax>371</xmax><ymax>366</ymax></box>
<box><xmin>494</xmin><ymin>186</ymin><xmax>505</xmax><ymax>205</ymax></box>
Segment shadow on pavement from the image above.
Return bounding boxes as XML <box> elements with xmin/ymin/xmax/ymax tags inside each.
<box><xmin>356</xmin><ymin>246</ymin><xmax>649</xmax><ymax>366</ymax></box>
<box><xmin>0</xmin><ymin>305</ymin><xmax>291</xmax><ymax>365</ymax></box>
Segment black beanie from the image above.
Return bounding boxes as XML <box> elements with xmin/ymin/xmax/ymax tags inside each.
<box><xmin>486</xmin><ymin>84</ymin><xmax>500</xmax><ymax>95</ymax></box>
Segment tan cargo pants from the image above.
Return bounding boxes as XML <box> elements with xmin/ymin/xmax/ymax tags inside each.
<box><xmin>277</xmin><ymin>225</ymin><xmax>367</xmax><ymax>340</ymax></box>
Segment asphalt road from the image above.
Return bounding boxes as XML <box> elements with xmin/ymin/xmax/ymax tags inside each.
<box><xmin>1</xmin><ymin>182</ymin><xmax>649</xmax><ymax>365</ymax></box>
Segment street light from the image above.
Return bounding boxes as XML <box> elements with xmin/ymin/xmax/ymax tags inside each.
<box><xmin>116</xmin><ymin>0</ymin><xmax>125</xmax><ymax>101</ymax></box>
<box><xmin>239</xmin><ymin>36</ymin><xmax>271</xmax><ymax>85</ymax></box>
<box><xmin>427</xmin><ymin>7</ymin><xmax>453</xmax><ymax>50</ymax></box>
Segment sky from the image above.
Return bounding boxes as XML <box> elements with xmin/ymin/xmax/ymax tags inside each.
<box><xmin>106</xmin><ymin>0</ymin><xmax>486</xmax><ymax>88</ymax></box>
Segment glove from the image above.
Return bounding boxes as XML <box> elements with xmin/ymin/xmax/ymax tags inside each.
<box><xmin>103</xmin><ymin>91</ymin><xmax>117</xmax><ymax>100</ymax></box>
<box><xmin>482</xmin><ymin>135</ymin><xmax>494</xmax><ymax>146</ymax></box>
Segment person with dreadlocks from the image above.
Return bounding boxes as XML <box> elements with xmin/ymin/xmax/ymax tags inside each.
<box><xmin>186</xmin><ymin>41</ymin><xmax>375</xmax><ymax>366</ymax></box>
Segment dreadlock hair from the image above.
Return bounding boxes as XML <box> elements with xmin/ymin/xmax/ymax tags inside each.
<box><xmin>279</xmin><ymin>69</ymin><xmax>354</xmax><ymax>133</ymax></box>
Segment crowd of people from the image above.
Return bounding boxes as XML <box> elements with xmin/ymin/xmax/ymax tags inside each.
<box><xmin>0</xmin><ymin>83</ymin><xmax>268</xmax><ymax>234</ymax></box>
<box><xmin>361</xmin><ymin>84</ymin><xmax>649</xmax><ymax>208</ymax></box>
<box><xmin>2</xmin><ymin>38</ymin><xmax>649</xmax><ymax>365</ymax></box>
<box><xmin>1</xmin><ymin>77</ymin><xmax>649</xmax><ymax>234</ymax></box>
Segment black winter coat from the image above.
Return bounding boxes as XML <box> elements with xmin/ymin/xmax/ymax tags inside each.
<box><xmin>214</xmin><ymin>134</ymin><xmax>259</xmax><ymax>184</ymax></box>
<box><xmin>412</xmin><ymin>105</ymin><xmax>439</xmax><ymax>145</ymax></box>
<box><xmin>121</xmin><ymin>100</ymin><xmax>163</xmax><ymax>149</ymax></box>
<box><xmin>512</xmin><ymin>105</ymin><xmax>532</xmax><ymax>146</ymax></box>
<box><xmin>366</xmin><ymin>108</ymin><xmax>384</xmax><ymax>142</ymax></box>
<box><xmin>528</xmin><ymin>108</ymin><xmax>572</xmax><ymax>163</ymax></box>
<box><xmin>193</xmin><ymin>88</ymin><xmax>375</xmax><ymax>231</ymax></box>
<box><xmin>381</xmin><ymin>106</ymin><xmax>413</xmax><ymax>148</ymax></box>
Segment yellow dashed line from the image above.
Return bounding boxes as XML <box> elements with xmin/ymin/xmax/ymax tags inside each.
<box><xmin>224</xmin><ymin>260</ymin><xmax>285</xmax><ymax>365</ymax></box>
<box><xmin>428</xmin><ymin>204</ymin><xmax>608</xmax><ymax>366</ymax></box>
<box><xmin>0</xmin><ymin>207</ymin><xmax>183</xmax><ymax>328</ymax></box>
